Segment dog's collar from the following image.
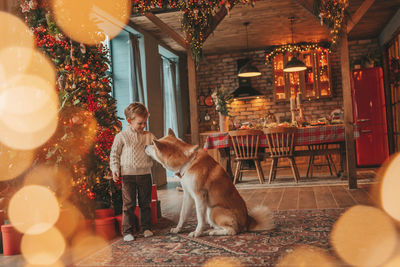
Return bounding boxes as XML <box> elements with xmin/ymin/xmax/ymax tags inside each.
<box><xmin>175</xmin><ymin>150</ymin><xmax>199</xmax><ymax>178</ymax></box>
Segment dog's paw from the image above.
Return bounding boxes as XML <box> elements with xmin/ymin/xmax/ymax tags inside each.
<box><xmin>170</xmin><ymin>227</ymin><xmax>181</xmax><ymax>234</ymax></box>
<box><xmin>188</xmin><ymin>231</ymin><xmax>202</xmax><ymax>238</ymax></box>
<box><xmin>208</xmin><ymin>229</ymin><xmax>218</xmax><ymax>236</ymax></box>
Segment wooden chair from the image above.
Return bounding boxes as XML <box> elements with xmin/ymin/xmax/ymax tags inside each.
<box><xmin>263</xmin><ymin>127</ymin><xmax>300</xmax><ymax>183</ymax></box>
<box><xmin>228</xmin><ymin>130</ymin><xmax>265</xmax><ymax>184</ymax></box>
<box><xmin>306</xmin><ymin>143</ymin><xmax>338</xmax><ymax>178</ymax></box>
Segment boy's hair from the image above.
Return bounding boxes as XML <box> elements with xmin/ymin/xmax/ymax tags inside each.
<box><xmin>124</xmin><ymin>102</ymin><xmax>149</xmax><ymax>120</ymax></box>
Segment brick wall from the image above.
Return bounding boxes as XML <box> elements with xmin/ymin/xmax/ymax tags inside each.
<box><xmin>196</xmin><ymin>39</ymin><xmax>380</xmax><ymax>132</ymax></box>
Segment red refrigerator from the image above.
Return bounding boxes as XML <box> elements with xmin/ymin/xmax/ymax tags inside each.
<box><xmin>351</xmin><ymin>67</ymin><xmax>389</xmax><ymax>166</ymax></box>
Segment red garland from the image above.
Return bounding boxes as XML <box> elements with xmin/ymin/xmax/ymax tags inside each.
<box><xmin>87</xmin><ymin>94</ymin><xmax>99</xmax><ymax>112</ymax></box>
<box><xmin>94</xmin><ymin>128</ymin><xmax>114</xmax><ymax>162</ymax></box>
<box><xmin>33</xmin><ymin>26</ymin><xmax>69</xmax><ymax>50</ymax></box>
<box><xmin>79</xmin><ymin>182</ymin><xmax>96</xmax><ymax>200</ymax></box>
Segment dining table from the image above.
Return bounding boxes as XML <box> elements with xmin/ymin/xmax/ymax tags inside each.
<box><xmin>202</xmin><ymin>124</ymin><xmax>357</xmax><ymax>179</ymax></box>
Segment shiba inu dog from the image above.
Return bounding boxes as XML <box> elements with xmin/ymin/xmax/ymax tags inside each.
<box><xmin>145</xmin><ymin>129</ymin><xmax>274</xmax><ymax>237</ymax></box>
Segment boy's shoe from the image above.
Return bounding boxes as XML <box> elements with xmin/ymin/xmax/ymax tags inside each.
<box><xmin>123</xmin><ymin>234</ymin><xmax>134</xmax><ymax>242</ymax></box>
<box><xmin>143</xmin><ymin>230</ymin><xmax>153</xmax><ymax>238</ymax></box>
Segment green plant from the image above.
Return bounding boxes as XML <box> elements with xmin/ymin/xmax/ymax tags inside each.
<box><xmin>211</xmin><ymin>86</ymin><xmax>233</xmax><ymax>116</ymax></box>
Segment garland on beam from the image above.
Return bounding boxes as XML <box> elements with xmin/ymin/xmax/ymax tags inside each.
<box><xmin>132</xmin><ymin>0</ymin><xmax>256</xmax><ymax>65</ymax></box>
<box><xmin>265</xmin><ymin>42</ymin><xmax>331</xmax><ymax>63</ymax></box>
<box><xmin>313</xmin><ymin>0</ymin><xmax>349</xmax><ymax>46</ymax></box>
<box><xmin>132</xmin><ymin>0</ymin><xmax>347</xmax><ymax>65</ymax></box>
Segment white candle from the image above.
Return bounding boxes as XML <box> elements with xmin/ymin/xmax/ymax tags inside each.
<box><xmin>297</xmin><ymin>92</ymin><xmax>302</xmax><ymax>107</ymax></box>
<box><xmin>290</xmin><ymin>97</ymin><xmax>296</xmax><ymax>111</ymax></box>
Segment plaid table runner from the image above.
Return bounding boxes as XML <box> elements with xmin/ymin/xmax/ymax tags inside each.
<box><xmin>203</xmin><ymin>124</ymin><xmax>356</xmax><ymax>149</ymax></box>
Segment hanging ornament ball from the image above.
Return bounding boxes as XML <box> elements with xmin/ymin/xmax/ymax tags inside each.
<box><xmin>51</xmin><ymin>0</ymin><xmax>132</xmax><ymax>45</ymax></box>
<box><xmin>64</xmin><ymin>65</ymin><xmax>71</xmax><ymax>71</ymax></box>
<box><xmin>71</xmin><ymin>115</ymin><xmax>82</xmax><ymax>125</ymax></box>
<box><xmin>80</xmin><ymin>43</ymin><xmax>86</xmax><ymax>54</ymax></box>
<box><xmin>90</xmin><ymin>73</ymin><xmax>97</xmax><ymax>80</ymax></box>
<box><xmin>54</xmin><ymin>58</ymin><xmax>61</xmax><ymax>65</ymax></box>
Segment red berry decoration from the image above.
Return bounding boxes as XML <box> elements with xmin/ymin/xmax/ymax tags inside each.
<box><xmin>65</xmin><ymin>64</ymin><xmax>71</xmax><ymax>71</ymax></box>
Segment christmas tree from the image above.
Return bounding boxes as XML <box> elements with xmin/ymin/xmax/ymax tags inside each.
<box><xmin>19</xmin><ymin>0</ymin><xmax>122</xmax><ymax>218</ymax></box>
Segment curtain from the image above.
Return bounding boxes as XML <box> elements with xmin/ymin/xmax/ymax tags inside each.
<box><xmin>128</xmin><ymin>33</ymin><xmax>145</xmax><ymax>103</ymax></box>
<box><xmin>162</xmin><ymin>57</ymin><xmax>182</xmax><ymax>137</ymax></box>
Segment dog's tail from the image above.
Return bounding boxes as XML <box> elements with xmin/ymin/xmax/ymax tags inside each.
<box><xmin>247</xmin><ymin>205</ymin><xmax>275</xmax><ymax>232</ymax></box>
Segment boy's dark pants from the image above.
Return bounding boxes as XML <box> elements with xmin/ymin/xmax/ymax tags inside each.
<box><xmin>121</xmin><ymin>174</ymin><xmax>152</xmax><ymax>235</ymax></box>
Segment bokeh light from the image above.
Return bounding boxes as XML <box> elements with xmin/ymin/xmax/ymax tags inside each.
<box><xmin>0</xmin><ymin>73</ymin><xmax>59</xmax><ymax>150</ymax></box>
<box><xmin>276</xmin><ymin>245</ymin><xmax>337</xmax><ymax>267</ymax></box>
<box><xmin>330</xmin><ymin>205</ymin><xmax>397</xmax><ymax>267</ymax></box>
<box><xmin>0</xmin><ymin>11</ymin><xmax>34</xmax><ymax>50</ymax></box>
<box><xmin>0</xmin><ymin>143</ymin><xmax>34</xmax><ymax>181</ymax></box>
<box><xmin>0</xmin><ymin>114</ymin><xmax>58</xmax><ymax>150</ymax></box>
<box><xmin>21</xmin><ymin>227</ymin><xmax>66</xmax><ymax>265</ymax></box>
<box><xmin>0</xmin><ymin>75</ymin><xmax>58</xmax><ymax>133</ymax></box>
<box><xmin>0</xmin><ymin>48</ymin><xmax>56</xmax><ymax>86</ymax></box>
<box><xmin>203</xmin><ymin>257</ymin><xmax>243</xmax><ymax>267</ymax></box>
<box><xmin>0</xmin><ymin>47</ymin><xmax>35</xmax><ymax>79</ymax></box>
<box><xmin>51</xmin><ymin>0</ymin><xmax>131</xmax><ymax>45</ymax></box>
<box><xmin>54</xmin><ymin>201</ymin><xmax>82</xmax><ymax>238</ymax></box>
<box><xmin>9</xmin><ymin>185</ymin><xmax>60</xmax><ymax>235</ymax></box>
<box><xmin>61</xmin><ymin>107</ymin><xmax>98</xmax><ymax>155</ymax></box>
<box><xmin>24</xmin><ymin>165</ymin><xmax>72</xmax><ymax>203</ymax></box>
<box><xmin>71</xmin><ymin>232</ymin><xmax>111</xmax><ymax>262</ymax></box>
<box><xmin>380</xmin><ymin>153</ymin><xmax>400</xmax><ymax>221</ymax></box>
<box><xmin>383</xmin><ymin>254</ymin><xmax>400</xmax><ymax>267</ymax></box>
<box><xmin>25</xmin><ymin>261</ymin><xmax>64</xmax><ymax>267</ymax></box>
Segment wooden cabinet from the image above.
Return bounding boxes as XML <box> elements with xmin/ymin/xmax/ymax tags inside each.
<box><xmin>273</xmin><ymin>50</ymin><xmax>331</xmax><ymax>101</ymax></box>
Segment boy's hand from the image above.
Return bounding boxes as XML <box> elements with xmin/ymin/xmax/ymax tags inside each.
<box><xmin>112</xmin><ymin>171</ymin><xmax>120</xmax><ymax>182</ymax></box>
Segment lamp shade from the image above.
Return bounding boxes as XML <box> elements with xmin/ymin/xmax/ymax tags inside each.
<box><xmin>283</xmin><ymin>56</ymin><xmax>307</xmax><ymax>72</ymax></box>
<box><xmin>238</xmin><ymin>62</ymin><xmax>261</xmax><ymax>77</ymax></box>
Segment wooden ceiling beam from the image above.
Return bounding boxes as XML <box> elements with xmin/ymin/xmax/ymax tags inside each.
<box><xmin>292</xmin><ymin>0</ymin><xmax>319</xmax><ymax>22</ymax></box>
<box><xmin>144</xmin><ymin>12</ymin><xmax>188</xmax><ymax>50</ymax></box>
<box><xmin>127</xmin><ymin>21</ymin><xmax>184</xmax><ymax>56</ymax></box>
<box><xmin>203</xmin><ymin>1</ymin><xmax>236</xmax><ymax>42</ymax></box>
<box><xmin>346</xmin><ymin>0</ymin><xmax>375</xmax><ymax>33</ymax></box>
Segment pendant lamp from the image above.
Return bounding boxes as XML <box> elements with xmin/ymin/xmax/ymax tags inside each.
<box><xmin>238</xmin><ymin>22</ymin><xmax>261</xmax><ymax>78</ymax></box>
<box><xmin>283</xmin><ymin>17</ymin><xmax>307</xmax><ymax>73</ymax></box>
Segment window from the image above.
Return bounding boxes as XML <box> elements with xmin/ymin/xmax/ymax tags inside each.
<box><xmin>110</xmin><ymin>29</ymin><xmax>145</xmax><ymax>128</ymax></box>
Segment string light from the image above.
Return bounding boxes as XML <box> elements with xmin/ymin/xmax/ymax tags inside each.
<box><xmin>265</xmin><ymin>42</ymin><xmax>331</xmax><ymax>63</ymax></box>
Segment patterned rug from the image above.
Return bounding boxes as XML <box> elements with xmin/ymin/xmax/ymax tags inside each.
<box><xmin>75</xmin><ymin>209</ymin><xmax>345</xmax><ymax>267</ymax></box>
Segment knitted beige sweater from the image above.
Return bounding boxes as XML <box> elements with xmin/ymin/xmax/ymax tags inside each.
<box><xmin>110</xmin><ymin>127</ymin><xmax>155</xmax><ymax>175</ymax></box>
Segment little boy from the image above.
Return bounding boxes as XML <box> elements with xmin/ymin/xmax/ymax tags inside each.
<box><xmin>110</xmin><ymin>102</ymin><xmax>155</xmax><ymax>241</ymax></box>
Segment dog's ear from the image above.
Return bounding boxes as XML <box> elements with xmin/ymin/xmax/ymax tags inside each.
<box><xmin>184</xmin><ymin>145</ymin><xmax>199</xmax><ymax>157</ymax></box>
<box><xmin>167</xmin><ymin>128</ymin><xmax>176</xmax><ymax>137</ymax></box>
<box><xmin>153</xmin><ymin>139</ymin><xmax>166</xmax><ymax>151</ymax></box>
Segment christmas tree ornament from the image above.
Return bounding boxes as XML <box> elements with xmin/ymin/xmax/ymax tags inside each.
<box><xmin>80</xmin><ymin>43</ymin><xmax>86</xmax><ymax>54</ymax></box>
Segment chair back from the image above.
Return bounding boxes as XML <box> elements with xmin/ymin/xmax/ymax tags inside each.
<box><xmin>228</xmin><ymin>129</ymin><xmax>264</xmax><ymax>160</ymax></box>
<box><xmin>263</xmin><ymin>127</ymin><xmax>297</xmax><ymax>157</ymax></box>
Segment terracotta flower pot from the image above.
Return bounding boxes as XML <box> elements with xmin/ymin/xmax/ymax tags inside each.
<box><xmin>95</xmin><ymin>208</ymin><xmax>114</xmax><ymax>219</ymax></box>
<box><xmin>94</xmin><ymin>217</ymin><xmax>116</xmax><ymax>241</ymax></box>
<box><xmin>0</xmin><ymin>210</ymin><xmax>4</xmax><ymax>226</ymax></box>
<box><xmin>1</xmin><ymin>224</ymin><xmax>22</xmax><ymax>255</ymax></box>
